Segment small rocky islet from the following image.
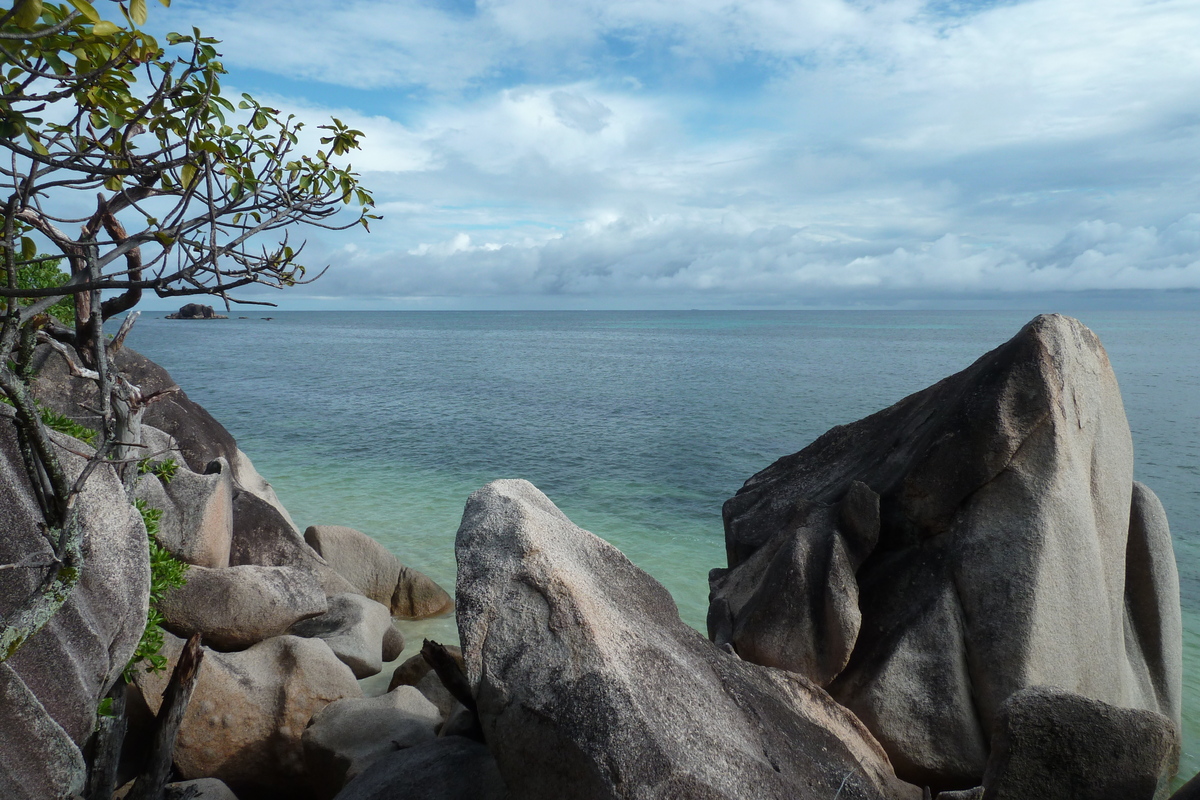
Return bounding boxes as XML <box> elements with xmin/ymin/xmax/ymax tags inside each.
<box><xmin>0</xmin><ymin>313</ymin><xmax>1190</xmax><ymax>799</ymax></box>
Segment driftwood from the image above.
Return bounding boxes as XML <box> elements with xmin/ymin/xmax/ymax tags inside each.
<box><xmin>85</xmin><ymin>677</ymin><xmax>128</xmax><ymax>800</ymax></box>
<box><xmin>127</xmin><ymin>634</ymin><xmax>204</xmax><ymax>800</ymax></box>
<box><xmin>421</xmin><ymin>638</ymin><xmax>475</xmax><ymax>713</ymax></box>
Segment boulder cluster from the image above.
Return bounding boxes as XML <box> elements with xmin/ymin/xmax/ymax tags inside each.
<box><xmin>0</xmin><ymin>314</ymin><xmax>1191</xmax><ymax>800</ymax></box>
<box><xmin>1</xmin><ymin>343</ymin><xmax>455</xmax><ymax>799</ymax></box>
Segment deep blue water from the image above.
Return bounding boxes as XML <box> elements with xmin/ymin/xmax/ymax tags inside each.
<box><xmin>125</xmin><ymin>309</ymin><xmax>1200</xmax><ymax>778</ymax></box>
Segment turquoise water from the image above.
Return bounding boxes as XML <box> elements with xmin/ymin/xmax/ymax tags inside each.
<box><xmin>125</xmin><ymin>309</ymin><xmax>1200</xmax><ymax>779</ymax></box>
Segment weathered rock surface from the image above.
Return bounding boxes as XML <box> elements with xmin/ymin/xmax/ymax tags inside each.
<box><xmin>135</xmin><ymin>632</ymin><xmax>361</xmax><ymax>794</ymax></box>
<box><xmin>0</xmin><ymin>663</ymin><xmax>87</xmax><ymax>800</ymax></box>
<box><xmin>134</xmin><ymin>457</ymin><xmax>233</xmax><ymax>568</ymax></box>
<box><xmin>981</xmin><ymin>686</ymin><xmax>1178</xmax><ymax>800</ymax></box>
<box><xmin>289</xmin><ymin>593</ymin><xmax>394</xmax><ymax>678</ymax></box>
<box><xmin>709</xmin><ymin>314</ymin><xmax>1183</xmax><ymax>791</ymax></box>
<box><xmin>456</xmin><ymin>479</ymin><xmax>920</xmax><ymax>800</ymax></box>
<box><xmin>382</xmin><ymin>622</ymin><xmax>405</xmax><ymax>662</ymax></box>
<box><xmin>31</xmin><ymin>343</ymin><xmax>240</xmax><ymax>476</ymax></box>
<box><xmin>332</xmin><ymin>736</ymin><xmax>506</xmax><ymax>800</ymax></box>
<box><xmin>0</xmin><ymin>406</ymin><xmax>149</xmax><ymax>748</ymax></box>
<box><xmin>230</xmin><ymin>489</ymin><xmax>357</xmax><ymax>597</ymax></box>
<box><xmin>305</xmin><ymin>524</ymin><xmax>453</xmax><ymax>619</ymax></box>
<box><xmin>159</xmin><ymin>564</ymin><xmax>327</xmax><ymax>650</ymax></box>
<box><xmin>302</xmin><ymin>686</ymin><xmax>441</xmax><ymax>799</ymax></box>
<box><xmin>232</xmin><ymin>448</ymin><xmax>300</xmax><ymax>533</ymax></box>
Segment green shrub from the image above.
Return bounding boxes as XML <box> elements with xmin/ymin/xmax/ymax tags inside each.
<box><xmin>125</xmin><ymin>499</ymin><xmax>189</xmax><ymax>678</ymax></box>
<box><xmin>137</xmin><ymin>457</ymin><xmax>179</xmax><ymax>484</ymax></box>
<box><xmin>1</xmin><ymin>255</ymin><xmax>75</xmax><ymax>326</ymax></box>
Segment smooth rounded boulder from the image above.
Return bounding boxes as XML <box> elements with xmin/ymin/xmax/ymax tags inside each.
<box><xmin>158</xmin><ymin>564</ymin><xmax>327</xmax><ymax>650</ymax></box>
<box><xmin>456</xmin><ymin>479</ymin><xmax>921</xmax><ymax>800</ymax></box>
<box><xmin>230</xmin><ymin>490</ymin><xmax>357</xmax><ymax>597</ymax></box>
<box><xmin>302</xmin><ymin>686</ymin><xmax>441</xmax><ymax>799</ymax></box>
<box><xmin>710</xmin><ymin>314</ymin><xmax>1183</xmax><ymax>792</ymax></box>
<box><xmin>305</xmin><ymin>524</ymin><xmax>453</xmax><ymax>619</ymax></box>
<box><xmin>134</xmin><ymin>632</ymin><xmax>362</xmax><ymax>795</ymax></box>
<box><xmin>289</xmin><ymin>593</ymin><xmax>394</xmax><ymax>679</ymax></box>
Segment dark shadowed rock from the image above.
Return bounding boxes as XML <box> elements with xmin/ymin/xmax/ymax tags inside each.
<box><xmin>981</xmin><ymin>686</ymin><xmax>1178</xmax><ymax>800</ymax></box>
<box><xmin>134</xmin><ymin>632</ymin><xmax>361</xmax><ymax>795</ymax></box>
<box><xmin>709</xmin><ymin>314</ymin><xmax>1182</xmax><ymax>791</ymax></box>
<box><xmin>289</xmin><ymin>593</ymin><xmax>394</xmax><ymax>678</ymax></box>
<box><xmin>305</xmin><ymin>524</ymin><xmax>453</xmax><ymax>620</ymax></box>
<box><xmin>456</xmin><ymin>479</ymin><xmax>921</xmax><ymax>800</ymax></box>
<box><xmin>30</xmin><ymin>343</ymin><xmax>240</xmax><ymax>476</ymax></box>
<box><xmin>0</xmin><ymin>406</ymin><xmax>149</xmax><ymax>748</ymax></box>
<box><xmin>331</xmin><ymin>736</ymin><xmax>506</xmax><ymax>800</ymax></box>
<box><xmin>159</xmin><ymin>564</ymin><xmax>327</xmax><ymax>650</ymax></box>
<box><xmin>302</xmin><ymin>687</ymin><xmax>441</xmax><ymax>799</ymax></box>
<box><xmin>230</xmin><ymin>490</ymin><xmax>357</xmax><ymax>597</ymax></box>
<box><xmin>166</xmin><ymin>303</ymin><xmax>227</xmax><ymax>319</ymax></box>
<box><xmin>233</xmin><ymin>448</ymin><xmax>300</xmax><ymax>533</ymax></box>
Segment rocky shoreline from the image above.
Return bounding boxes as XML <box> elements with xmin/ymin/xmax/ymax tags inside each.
<box><xmin>0</xmin><ymin>314</ymin><xmax>1192</xmax><ymax>799</ymax></box>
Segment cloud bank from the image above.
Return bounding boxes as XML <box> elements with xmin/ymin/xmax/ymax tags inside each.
<box><xmin>161</xmin><ymin>0</ymin><xmax>1200</xmax><ymax>307</ymax></box>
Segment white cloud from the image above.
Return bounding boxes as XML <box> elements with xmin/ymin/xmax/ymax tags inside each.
<box><xmin>160</xmin><ymin>0</ymin><xmax>1200</xmax><ymax>307</ymax></box>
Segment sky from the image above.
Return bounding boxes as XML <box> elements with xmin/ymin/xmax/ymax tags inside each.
<box><xmin>142</xmin><ymin>0</ymin><xmax>1200</xmax><ymax>309</ymax></box>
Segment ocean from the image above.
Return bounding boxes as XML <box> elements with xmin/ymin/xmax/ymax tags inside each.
<box><xmin>125</xmin><ymin>309</ymin><xmax>1200</xmax><ymax>780</ymax></box>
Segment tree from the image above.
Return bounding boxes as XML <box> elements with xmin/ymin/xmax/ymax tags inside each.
<box><xmin>0</xmin><ymin>0</ymin><xmax>377</xmax><ymax>664</ymax></box>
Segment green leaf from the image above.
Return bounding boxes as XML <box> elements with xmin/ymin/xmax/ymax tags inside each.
<box><xmin>92</xmin><ymin>20</ymin><xmax>121</xmax><ymax>36</ymax></box>
<box><xmin>104</xmin><ymin>175</ymin><xmax>122</xmax><ymax>191</ymax></box>
<box><xmin>130</xmin><ymin>0</ymin><xmax>147</xmax><ymax>25</ymax></box>
<box><xmin>180</xmin><ymin>163</ymin><xmax>196</xmax><ymax>187</ymax></box>
<box><xmin>14</xmin><ymin>0</ymin><xmax>43</xmax><ymax>29</ymax></box>
<box><xmin>20</xmin><ymin>238</ymin><xmax>36</xmax><ymax>261</ymax></box>
<box><xmin>158</xmin><ymin>0</ymin><xmax>170</xmax><ymax>6</ymax></box>
<box><xmin>68</xmin><ymin>0</ymin><xmax>101</xmax><ymax>23</ymax></box>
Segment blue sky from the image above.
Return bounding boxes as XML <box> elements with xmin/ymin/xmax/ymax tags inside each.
<box><xmin>145</xmin><ymin>0</ymin><xmax>1200</xmax><ymax>309</ymax></box>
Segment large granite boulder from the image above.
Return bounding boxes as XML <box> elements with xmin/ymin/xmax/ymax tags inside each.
<box><xmin>0</xmin><ymin>406</ymin><xmax>149</xmax><ymax>752</ymax></box>
<box><xmin>0</xmin><ymin>663</ymin><xmax>87</xmax><ymax>800</ymax></box>
<box><xmin>305</xmin><ymin>524</ymin><xmax>453</xmax><ymax>619</ymax></box>
<box><xmin>980</xmin><ymin>686</ymin><xmax>1179</xmax><ymax>800</ymax></box>
<box><xmin>30</xmin><ymin>343</ymin><xmax>240</xmax><ymax>477</ymax></box>
<box><xmin>135</xmin><ymin>632</ymin><xmax>362</xmax><ymax>794</ymax></box>
<box><xmin>456</xmin><ymin>479</ymin><xmax>920</xmax><ymax>800</ymax></box>
<box><xmin>159</xmin><ymin>564</ymin><xmax>327</xmax><ymax>650</ymax></box>
<box><xmin>230</xmin><ymin>490</ymin><xmax>357</xmax><ymax>597</ymax></box>
<box><xmin>302</xmin><ymin>686</ymin><xmax>441</xmax><ymax>799</ymax></box>
<box><xmin>709</xmin><ymin>314</ymin><xmax>1182</xmax><ymax>791</ymax></box>
<box><xmin>289</xmin><ymin>593</ymin><xmax>393</xmax><ymax>679</ymax></box>
<box><xmin>134</xmin><ymin>457</ymin><xmax>233</xmax><ymax>568</ymax></box>
<box><xmin>232</xmin><ymin>448</ymin><xmax>301</xmax><ymax>533</ymax></box>
<box><xmin>332</xmin><ymin>736</ymin><xmax>506</xmax><ymax>800</ymax></box>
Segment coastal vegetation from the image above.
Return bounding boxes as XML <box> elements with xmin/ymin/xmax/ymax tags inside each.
<box><xmin>0</xmin><ymin>0</ymin><xmax>375</xmax><ymax>669</ymax></box>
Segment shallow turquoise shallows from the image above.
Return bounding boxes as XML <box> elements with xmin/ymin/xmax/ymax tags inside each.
<box><xmin>126</xmin><ymin>309</ymin><xmax>1200</xmax><ymax>781</ymax></box>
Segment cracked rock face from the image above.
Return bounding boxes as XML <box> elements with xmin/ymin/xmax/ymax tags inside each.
<box><xmin>709</xmin><ymin>314</ymin><xmax>1182</xmax><ymax>792</ymax></box>
<box><xmin>456</xmin><ymin>479</ymin><xmax>921</xmax><ymax>800</ymax></box>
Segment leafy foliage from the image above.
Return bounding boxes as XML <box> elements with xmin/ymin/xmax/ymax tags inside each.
<box><xmin>0</xmin><ymin>392</ymin><xmax>97</xmax><ymax>443</ymax></box>
<box><xmin>0</xmin><ymin>254</ymin><xmax>74</xmax><ymax>325</ymax></box>
<box><xmin>126</xmin><ymin>498</ymin><xmax>188</xmax><ymax>678</ymax></box>
<box><xmin>1</xmin><ymin>0</ymin><xmax>377</xmax><ymax>328</ymax></box>
<box><xmin>137</xmin><ymin>455</ymin><xmax>178</xmax><ymax>483</ymax></box>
